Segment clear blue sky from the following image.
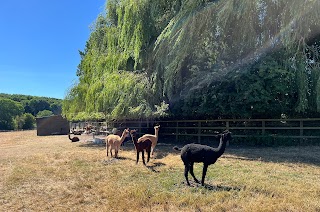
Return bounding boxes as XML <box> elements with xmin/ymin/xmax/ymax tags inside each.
<box><xmin>0</xmin><ymin>0</ymin><xmax>106</xmax><ymax>99</ymax></box>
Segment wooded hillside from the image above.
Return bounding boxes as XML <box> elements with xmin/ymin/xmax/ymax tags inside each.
<box><xmin>0</xmin><ymin>93</ymin><xmax>62</xmax><ymax>130</ymax></box>
<box><xmin>63</xmin><ymin>0</ymin><xmax>320</xmax><ymax>121</ymax></box>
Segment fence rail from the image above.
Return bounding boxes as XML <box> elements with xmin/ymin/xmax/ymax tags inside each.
<box><xmin>71</xmin><ymin>118</ymin><xmax>320</xmax><ymax>142</ymax></box>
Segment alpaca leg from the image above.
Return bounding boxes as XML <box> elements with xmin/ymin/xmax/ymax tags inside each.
<box><xmin>115</xmin><ymin>149</ymin><xmax>118</xmax><ymax>158</ymax></box>
<box><xmin>147</xmin><ymin>149</ymin><xmax>151</xmax><ymax>162</ymax></box>
<box><xmin>151</xmin><ymin>147</ymin><xmax>154</xmax><ymax>156</ymax></box>
<box><xmin>142</xmin><ymin>151</ymin><xmax>146</xmax><ymax>165</ymax></box>
<box><xmin>136</xmin><ymin>151</ymin><xmax>139</xmax><ymax>164</ymax></box>
<box><xmin>184</xmin><ymin>162</ymin><xmax>191</xmax><ymax>186</ymax></box>
<box><xmin>189</xmin><ymin>162</ymin><xmax>200</xmax><ymax>184</ymax></box>
<box><xmin>201</xmin><ymin>164</ymin><xmax>208</xmax><ymax>186</ymax></box>
<box><xmin>106</xmin><ymin>145</ymin><xmax>109</xmax><ymax>157</ymax></box>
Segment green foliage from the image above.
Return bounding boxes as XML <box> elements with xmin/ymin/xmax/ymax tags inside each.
<box><xmin>0</xmin><ymin>94</ymin><xmax>61</xmax><ymax>129</ymax></box>
<box><xmin>50</xmin><ymin>102</ymin><xmax>62</xmax><ymax>115</ymax></box>
<box><xmin>22</xmin><ymin>113</ymin><xmax>36</xmax><ymax>130</ymax></box>
<box><xmin>29</xmin><ymin>99</ymin><xmax>51</xmax><ymax>116</ymax></box>
<box><xmin>154</xmin><ymin>0</ymin><xmax>320</xmax><ymax>118</ymax></box>
<box><xmin>0</xmin><ymin>98</ymin><xmax>23</xmax><ymax>130</ymax></box>
<box><xmin>64</xmin><ymin>70</ymin><xmax>169</xmax><ymax>121</ymax></box>
<box><xmin>36</xmin><ymin>110</ymin><xmax>54</xmax><ymax>118</ymax></box>
<box><xmin>0</xmin><ymin>93</ymin><xmax>62</xmax><ymax>116</ymax></box>
<box><xmin>64</xmin><ymin>0</ymin><xmax>320</xmax><ymax>121</ymax></box>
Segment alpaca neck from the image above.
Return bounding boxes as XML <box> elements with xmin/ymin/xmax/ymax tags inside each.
<box><xmin>131</xmin><ymin>135</ymin><xmax>138</xmax><ymax>146</ymax></box>
<box><xmin>119</xmin><ymin>132</ymin><xmax>127</xmax><ymax>144</ymax></box>
<box><xmin>155</xmin><ymin>128</ymin><xmax>159</xmax><ymax>138</ymax></box>
<box><xmin>216</xmin><ymin>136</ymin><xmax>227</xmax><ymax>157</ymax></box>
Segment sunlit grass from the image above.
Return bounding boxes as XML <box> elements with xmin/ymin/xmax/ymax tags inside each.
<box><xmin>0</xmin><ymin>130</ymin><xmax>319</xmax><ymax>211</ymax></box>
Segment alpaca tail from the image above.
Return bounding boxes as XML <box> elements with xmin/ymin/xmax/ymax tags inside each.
<box><xmin>173</xmin><ymin>146</ymin><xmax>181</xmax><ymax>151</ymax></box>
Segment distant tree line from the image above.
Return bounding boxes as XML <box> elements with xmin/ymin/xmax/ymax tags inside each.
<box><xmin>0</xmin><ymin>93</ymin><xmax>62</xmax><ymax>130</ymax></box>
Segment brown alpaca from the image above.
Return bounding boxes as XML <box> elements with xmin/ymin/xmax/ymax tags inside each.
<box><xmin>130</xmin><ymin>130</ymin><xmax>152</xmax><ymax>165</ymax></box>
<box><xmin>106</xmin><ymin>128</ymin><xmax>129</xmax><ymax>158</ymax></box>
<box><xmin>138</xmin><ymin>125</ymin><xmax>160</xmax><ymax>156</ymax></box>
<box><xmin>68</xmin><ymin>133</ymin><xmax>80</xmax><ymax>142</ymax></box>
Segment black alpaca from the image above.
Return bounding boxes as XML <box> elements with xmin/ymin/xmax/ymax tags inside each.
<box><xmin>173</xmin><ymin>131</ymin><xmax>232</xmax><ymax>186</ymax></box>
<box><xmin>130</xmin><ymin>130</ymin><xmax>152</xmax><ymax>165</ymax></box>
<box><xmin>68</xmin><ymin>133</ymin><xmax>80</xmax><ymax>142</ymax></box>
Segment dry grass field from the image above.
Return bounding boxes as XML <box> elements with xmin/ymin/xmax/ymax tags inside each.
<box><xmin>0</xmin><ymin>130</ymin><xmax>319</xmax><ymax>212</ymax></box>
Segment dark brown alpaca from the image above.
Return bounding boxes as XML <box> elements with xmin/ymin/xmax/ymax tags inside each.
<box><xmin>130</xmin><ymin>130</ymin><xmax>152</xmax><ymax>165</ymax></box>
<box><xmin>68</xmin><ymin>133</ymin><xmax>80</xmax><ymax>142</ymax></box>
<box><xmin>173</xmin><ymin>131</ymin><xmax>232</xmax><ymax>186</ymax></box>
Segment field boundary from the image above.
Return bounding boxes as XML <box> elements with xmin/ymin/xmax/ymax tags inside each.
<box><xmin>71</xmin><ymin>118</ymin><xmax>320</xmax><ymax>143</ymax></box>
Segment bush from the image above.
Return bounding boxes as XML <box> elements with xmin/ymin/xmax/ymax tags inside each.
<box><xmin>36</xmin><ymin>110</ymin><xmax>53</xmax><ymax>118</ymax></box>
<box><xmin>22</xmin><ymin>113</ymin><xmax>35</xmax><ymax>130</ymax></box>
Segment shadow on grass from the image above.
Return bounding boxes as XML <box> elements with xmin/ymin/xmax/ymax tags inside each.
<box><xmin>180</xmin><ymin>181</ymin><xmax>241</xmax><ymax>192</ymax></box>
<box><xmin>225</xmin><ymin>145</ymin><xmax>320</xmax><ymax>166</ymax></box>
<box><xmin>152</xmin><ymin>143</ymin><xmax>174</xmax><ymax>159</ymax></box>
<box><xmin>102</xmin><ymin>156</ymin><xmax>135</xmax><ymax>165</ymax></box>
<box><xmin>146</xmin><ymin>162</ymin><xmax>166</xmax><ymax>173</ymax></box>
<box><xmin>78</xmin><ymin>141</ymin><xmax>106</xmax><ymax>148</ymax></box>
<box><xmin>203</xmin><ymin>184</ymin><xmax>241</xmax><ymax>192</ymax></box>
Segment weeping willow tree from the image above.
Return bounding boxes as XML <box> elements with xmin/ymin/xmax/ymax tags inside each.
<box><xmin>153</xmin><ymin>0</ymin><xmax>320</xmax><ymax>118</ymax></box>
<box><xmin>63</xmin><ymin>0</ymin><xmax>320</xmax><ymax>121</ymax></box>
<box><xmin>63</xmin><ymin>0</ymin><xmax>171</xmax><ymax>121</ymax></box>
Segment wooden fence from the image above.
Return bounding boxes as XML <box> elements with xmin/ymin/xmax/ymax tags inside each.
<box><xmin>71</xmin><ymin>118</ymin><xmax>320</xmax><ymax>143</ymax></box>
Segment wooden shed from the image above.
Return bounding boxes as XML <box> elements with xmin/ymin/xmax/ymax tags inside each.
<box><xmin>36</xmin><ymin>115</ymin><xmax>69</xmax><ymax>136</ymax></box>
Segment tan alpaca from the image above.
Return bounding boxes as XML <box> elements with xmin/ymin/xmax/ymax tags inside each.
<box><xmin>106</xmin><ymin>128</ymin><xmax>129</xmax><ymax>158</ymax></box>
<box><xmin>138</xmin><ymin>125</ymin><xmax>160</xmax><ymax>156</ymax></box>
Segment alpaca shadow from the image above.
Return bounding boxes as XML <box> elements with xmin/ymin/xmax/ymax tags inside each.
<box><xmin>78</xmin><ymin>141</ymin><xmax>105</xmax><ymax>149</ymax></box>
<box><xmin>146</xmin><ymin>162</ymin><xmax>166</xmax><ymax>173</ymax></box>
<box><xmin>203</xmin><ymin>184</ymin><xmax>241</xmax><ymax>192</ymax></box>
<box><xmin>183</xmin><ymin>181</ymin><xmax>241</xmax><ymax>192</ymax></box>
<box><xmin>152</xmin><ymin>152</ymin><xmax>167</xmax><ymax>160</ymax></box>
<box><xmin>114</xmin><ymin>156</ymin><xmax>131</xmax><ymax>160</ymax></box>
<box><xmin>102</xmin><ymin>156</ymin><xmax>132</xmax><ymax>165</ymax></box>
<box><xmin>153</xmin><ymin>143</ymin><xmax>175</xmax><ymax>159</ymax></box>
<box><xmin>102</xmin><ymin>158</ymin><xmax>120</xmax><ymax>165</ymax></box>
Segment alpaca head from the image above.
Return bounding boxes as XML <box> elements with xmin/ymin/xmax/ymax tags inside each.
<box><xmin>130</xmin><ymin>129</ymin><xmax>137</xmax><ymax>139</ymax></box>
<box><xmin>122</xmin><ymin>128</ymin><xmax>129</xmax><ymax>137</ymax></box>
<box><xmin>214</xmin><ymin>130</ymin><xmax>232</xmax><ymax>142</ymax></box>
<box><xmin>154</xmin><ymin>125</ymin><xmax>160</xmax><ymax>130</ymax></box>
<box><xmin>130</xmin><ymin>129</ymin><xmax>137</xmax><ymax>135</ymax></box>
<box><xmin>222</xmin><ymin>130</ymin><xmax>232</xmax><ymax>142</ymax></box>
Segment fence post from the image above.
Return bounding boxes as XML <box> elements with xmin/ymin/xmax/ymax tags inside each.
<box><xmin>300</xmin><ymin>120</ymin><xmax>303</xmax><ymax>143</ymax></box>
